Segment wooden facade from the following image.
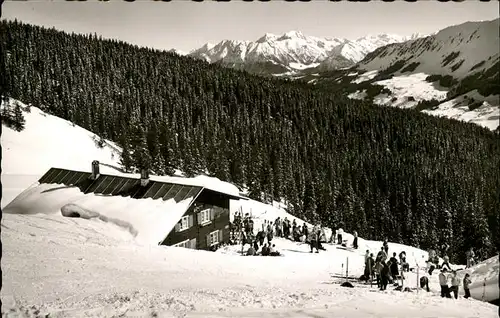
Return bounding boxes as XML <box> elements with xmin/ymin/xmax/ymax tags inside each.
<box><xmin>160</xmin><ymin>189</ymin><xmax>233</xmax><ymax>251</ymax></box>
<box><xmin>38</xmin><ymin>164</ymin><xmax>246</xmax><ymax>251</ymax></box>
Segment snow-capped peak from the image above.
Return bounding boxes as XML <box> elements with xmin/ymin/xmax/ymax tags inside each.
<box><xmin>188</xmin><ymin>31</ymin><xmax>413</xmax><ymax>74</ymax></box>
<box><xmin>278</xmin><ymin>30</ymin><xmax>307</xmax><ymax>41</ymax></box>
<box><xmin>257</xmin><ymin>33</ymin><xmax>277</xmax><ymax>43</ymax></box>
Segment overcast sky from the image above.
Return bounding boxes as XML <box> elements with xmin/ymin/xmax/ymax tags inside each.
<box><xmin>2</xmin><ymin>0</ymin><xmax>499</xmax><ymax>53</ymax></box>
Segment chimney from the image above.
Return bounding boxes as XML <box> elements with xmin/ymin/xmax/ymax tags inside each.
<box><xmin>140</xmin><ymin>168</ymin><xmax>150</xmax><ymax>186</ymax></box>
<box><xmin>91</xmin><ymin>160</ymin><xmax>100</xmax><ymax>180</ymax></box>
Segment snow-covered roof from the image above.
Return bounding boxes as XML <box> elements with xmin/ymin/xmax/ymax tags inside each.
<box><xmin>4</xmin><ymin>183</ymin><xmax>194</xmax><ymax>246</ymax></box>
<box><xmin>39</xmin><ymin>166</ymin><xmax>248</xmax><ymax>202</ymax></box>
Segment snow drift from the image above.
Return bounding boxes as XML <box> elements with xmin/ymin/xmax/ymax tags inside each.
<box><xmin>3</xmin><ymin>183</ymin><xmax>194</xmax><ymax>246</ymax></box>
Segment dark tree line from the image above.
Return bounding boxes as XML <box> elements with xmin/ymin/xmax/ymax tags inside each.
<box><xmin>1</xmin><ymin>97</ymin><xmax>27</xmax><ymax>131</ymax></box>
<box><xmin>1</xmin><ymin>20</ymin><xmax>499</xmax><ymax>263</ymax></box>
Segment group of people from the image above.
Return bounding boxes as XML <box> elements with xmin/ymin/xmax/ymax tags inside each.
<box><xmin>427</xmin><ymin>245</ymin><xmax>477</xmax><ymax>275</ymax></box>
<box><xmin>437</xmin><ymin>268</ymin><xmax>472</xmax><ymax>299</ymax></box>
<box><xmin>362</xmin><ymin>240</ymin><xmax>410</xmax><ymax>291</ymax></box>
<box><xmin>426</xmin><ymin>249</ymin><xmax>452</xmax><ymax>275</ymax></box>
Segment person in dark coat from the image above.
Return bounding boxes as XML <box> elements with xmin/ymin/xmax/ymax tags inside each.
<box><xmin>376</xmin><ymin>247</ymin><xmax>387</xmax><ymax>263</ymax></box>
<box><xmin>353</xmin><ymin>231</ymin><xmax>358</xmax><ymax>249</ymax></box>
<box><xmin>257</xmin><ymin>230</ymin><xmax>266</xmax><ymax>247</ymax></box>
<box><xmin>337</xmin><ymin>227</ymin><xmax>344</xmax><ymax>245</ymax></box>
<box><xmin>266</xmin><ymin>222</ymin><xmax>274</xmax><ymax>244</ymax></box>
<box><xmin>303</xmin><ymin>222</ymin><xmax>309</xmax><ymax>239</ymax></box>
<box><xmin>253</xmin><ymin>239</ymin><xmax>259</xmax><ymax>251</ymax></box>
<box><xmin>380</xmin><ymin>261</ymin><xmax>390</xmax><ymax>291</ymax></box>
<box><xmin>283</xmin><ymin>218</ymin><xmax>290</xmax><ymax>239</ymax></box>
<box><xmin>389</xmin><ymin>252</ymin><xmax>399</xmax><ymax>278</ymax></box>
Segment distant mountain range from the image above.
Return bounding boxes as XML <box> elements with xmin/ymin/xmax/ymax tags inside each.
<box><xmin>172</xmin><ymin>19</ymin><xmax>499</xmax><ymax>130</ymax></box>
<box><xmin>184</xmin><ymin>31</ymin><xmax>427</xmax><ymax>76</ymax></box>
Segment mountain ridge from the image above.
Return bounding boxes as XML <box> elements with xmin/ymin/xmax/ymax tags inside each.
<box><xmin>188</xmin><ymin>30</ymin><xmax>427</xmax><ymax>75</ymax></box>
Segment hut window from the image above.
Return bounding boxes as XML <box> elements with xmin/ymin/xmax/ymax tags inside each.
<box><xmin>174</xmin><ymin>239</ymin><xmax>190</xmax><ymax>248</ymax></box>
<box><xmin>177</xmin><ymin>215</ymin><xmax>193</xmax><ymax>232</ymax></box>
<box><xmin>207</xmin><ymin>230</ymin><xmax>220</xmax><ymax>246</ymax></box>
<box><xmin>198</xmin><ymin>208</ymin><xmax>212</xmax><ymax>225</ymax></box>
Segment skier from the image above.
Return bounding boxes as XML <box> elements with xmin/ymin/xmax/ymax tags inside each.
<box><xmin>450</xmin><ymin>270</ymin><xmax>460</xmax><ymax>299</ymax></box>
<box><xmin>439</xmin><ymin>268</ymin><xmax>452</xmax><ymax>298</ymax></box>
<box><xmin>463</xmin><ymin>273</ymin><xmax>472</xmax><ymax>299</ymax></box>
<box><xmin>352</xmin><ymin>231</ymin><xmax>358</xmax><ymax>249</ymax></box>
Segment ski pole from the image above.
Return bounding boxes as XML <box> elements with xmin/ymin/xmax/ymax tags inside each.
<box><xmin>416</xmin><ymin>264</ymin><xmax>420</xmax><ymax>294</ymax></box>
<box><xmin>346</xmin><ymin>257</ymin><xmax>349</xmax><ymax>282</ymax></box>
<box><xmin>482</xmin><ymin>278</ymin><xmax>486</xmax><ymax>301</ymax></box>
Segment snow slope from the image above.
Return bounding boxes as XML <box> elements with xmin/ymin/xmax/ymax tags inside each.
<box><xmin>2</xmin><ymin>209</ymin><xmax>498</xmax><ymax>317</ymax></box>
<box><xmin>347</xmin><ymin>73</ymin><xmax>499</xmax><ymax>130</ymax></box>
<box><xmin>1</xmin><ymin>98</ymin><xmax>122</xmax><ymax>208</ymax></box>
<box><xmin>358</xmin><ymin>19</ymin><xmax>499</xmax><ymax>79</ymax></box>
<box><xmin>189</xmin><ymin>31</ymin><xmax>421</xmax><ymax>75</ymax></box>
<box><xmin>423</xmin><ymin>90</ymin><xmax>499</xmax><ymax>131</ymax></box>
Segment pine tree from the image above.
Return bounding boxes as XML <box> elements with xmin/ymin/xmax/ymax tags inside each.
<box><xmin>13</xmin><ymin>102</ymin><xmax>25</xmax><ymax>131</ymax></box>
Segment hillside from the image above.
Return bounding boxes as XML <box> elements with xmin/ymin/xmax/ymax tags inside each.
<box><xmin>314</xmin><ymin>18</ymin><xmax>499</xmax><ymax>130</ymax></box>
<box><xmin>1</xmin><ymin>20</ymin><xmax>500</xmax><ymax>264</ymax></box>
<box><xmin>0</xmin><ymin>98</ymin><xmax>122</xmax><ymax>208</ymax></box>
<box><xmin>358</xmin><ymin>19</ymin><xmax>499</xmax><ymax>79</ymax></box>
<box><xmin>189</xmin><ymin>31</ymin><xmax>422</xmax><ymax>76</ymax></box>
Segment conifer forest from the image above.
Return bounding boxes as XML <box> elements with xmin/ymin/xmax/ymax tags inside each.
<box><xmin>1</xmin><ymin>20</ymin><xmax>499</xmax><ymax>263</ymax></box>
